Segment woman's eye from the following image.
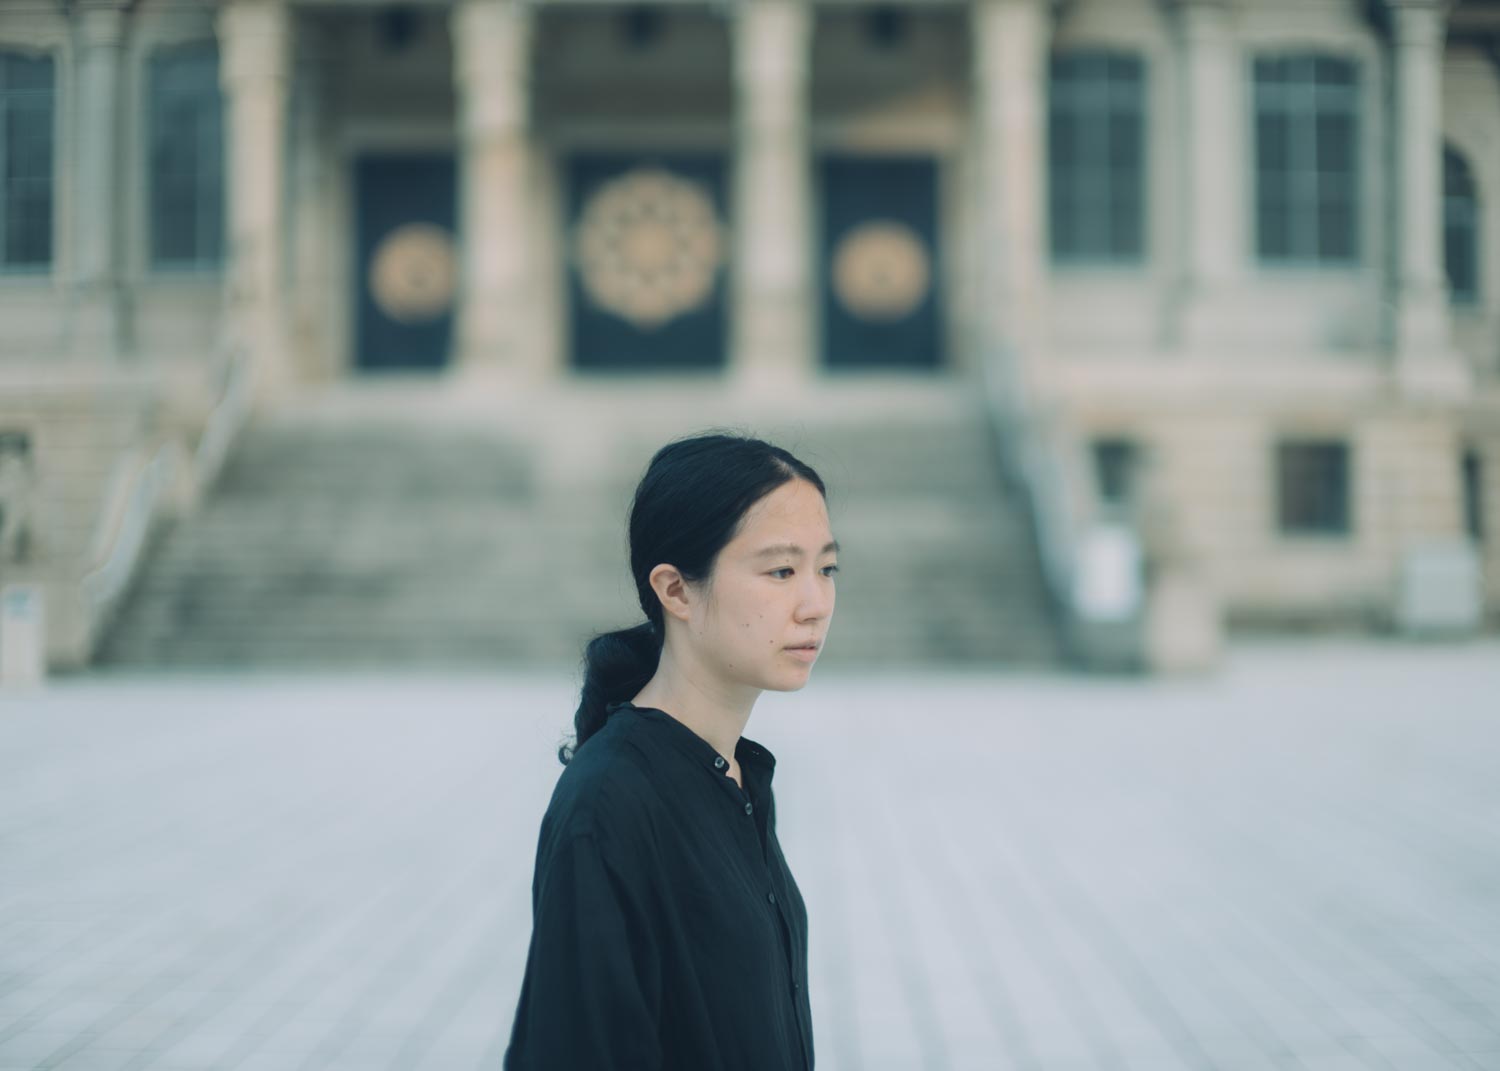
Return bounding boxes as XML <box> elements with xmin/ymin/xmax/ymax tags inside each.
<box><xmin>770</xmin><ymin>565</ymin><xmax>839</xmax><ymax>579</ymax></box>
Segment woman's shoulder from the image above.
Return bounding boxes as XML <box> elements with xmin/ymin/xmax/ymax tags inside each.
<box><xmin>539</xmin><ymin>720</ymin><xmax>663</xmax><ymax>853</ymax></box>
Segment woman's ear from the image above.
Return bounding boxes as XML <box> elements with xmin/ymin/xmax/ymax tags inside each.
<box><xmin>648</xmin><ymin>563</ymin><xmax>694</xmax><ymax>626</ymax></box>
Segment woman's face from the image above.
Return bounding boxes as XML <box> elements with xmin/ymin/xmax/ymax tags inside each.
<box><xmin>690</xmin><ymin>478</ymin><xmax>838</xmax><ymax>692</ymax></box>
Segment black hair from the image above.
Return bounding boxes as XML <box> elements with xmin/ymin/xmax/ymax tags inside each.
<box><xmin>559</xmin><ymin>430</ymin><xmax>828</xmax><ymax>765</ymax></box>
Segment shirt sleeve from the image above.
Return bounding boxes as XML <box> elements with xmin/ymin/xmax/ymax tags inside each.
<box><xmin>503</xmin><ymin>829</ymin><xmax>664</xmax><ymax>1070</ymax></box>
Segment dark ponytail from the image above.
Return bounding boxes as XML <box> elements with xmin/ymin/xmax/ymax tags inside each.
<box><xmin>558</xmin><ymin>429</ymin><xmax>827</xmax><ymax>765</ymax></box>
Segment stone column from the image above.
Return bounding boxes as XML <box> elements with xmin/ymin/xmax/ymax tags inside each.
<box><xmin>288</xmin><ymin>22</ymin><xmax>331</xmax><ymax>382</ymax></box>
<box><xmin>1387</xmin><ymin>0</ymin><xmax>1467</xmax><ymax>394</ymax></box>
<box><xmin>452</xmin><ymin>0</ymin><xmax>537</xmax><ymax>384</ymax></box>
<box><xmin>731</xmin><ymin>0</ymin><xmax>813</xmax><ymax>391</ymax></box>
<box><xmin>69</xmin><ymin>2</ymin><xmax>129</xmax><ymax>358</ymax></box>
<box><xmin>217</xmin><ymin>0</ymin><xmax>292</xmax><ymax>401</ymax></box>
<box><xmin>1169</xmin><ymin>0</ymin><xmax>1242</xmax><ymax>347</ymax></box>
<box><xmin>971</xmin><ymin>0</ymin><xmax>1049</xmax><ymax>383</ymax></box>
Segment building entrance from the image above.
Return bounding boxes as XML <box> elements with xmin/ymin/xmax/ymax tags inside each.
<box><xmin>353</xmin><ymin>153</ymin><xmax>457</xmax><ymax>372</ymax></box>
<box><xmin>566</xmin><ymin>153</ymin><xmax>729</xmax><ymax>372</ymax></box>
<box><xmin>820</xmin><ymin>154</ymin><xmax>942</xmax><ymax>370</ymax></box>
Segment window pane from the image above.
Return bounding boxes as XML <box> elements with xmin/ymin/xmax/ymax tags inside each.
<box><xmin>1109</xmin><ymin>111</ymin><xmax>1142</xmax><ymax>172</ymax></box>
<box><xmin>10</xmin><ymin>186</ymin><xmax>50</xmax><ymax>264</ymax></box>
<box><xmin>1444</xmin><ymin>146</ymin><xmax>1480</xmax><ymax>304</ymax></box>
<box><xmin>1314</xmin><ymin>55</ymin><xmax>1356</xmax><ymax>88</ymax></box>
<box><xmin>1446</xmin><ymin>222</ymin><xmax>1477</xmax><ymax>303</ymax></box>
<box><xmin>1257</xmin><ymin>111</ymin><xmax>1290</xmax><ymax>174</ymax></box>
<box><xmin>1254</xmin><ymin>56</ymin><xmax>1285</xmax><ymax>88</ymax></box>
<box><xmin>1107</xmin><ymin>54</ymin><xmax>1143</xmax><ymax>91</ymax></box>
<box><xmin>1315</xmin><ymin>113</ymin><xmax>1354</xmax><ymax>174</ymax></box>
<box><xmin>1463</xmin><ymin>450</ymin><xmax>1484</xmax><ymax>543</ymax></box>
<box><xmin>1444</xmin><ymin>146</ymin><xmax>1476</xmax><ymax>198</ymax></box>
<box><xmin>1050</xmin><ymin>179</ymin><xmax>1074</xmax><ymax>258</ymax></box>
<box><xmin>1258</xmin><ymin>191</ymin><xmax>1291</xmax><ymax>259</ymax></box>
<box><xmin>1050</xmin><ymin>107</ymin><xmax>1075</xmax><ymax>169</ymax></box>
<box><xmin>1111</xmin><ymin>187</ymin><xmax>1143</xmax><ymax>257</ymax></box>
<box><xmin>1316</xmin><ymin>191</ymin><xmax>1355</xmax><ymax>261</ymax></box>
<box><xmin>1093</xmin><ymin>438</ymin><xmax>1139</xmax><ymax>507</ymax></box>
<box><xmin>4</xmin><ymin>53</ymin><xmax>52</xmax><ymax>91</ymax></box>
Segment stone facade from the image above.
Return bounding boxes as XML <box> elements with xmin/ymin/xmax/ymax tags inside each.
<box><xmin>0</xmin><ymin>0</ymin><xmax>1497</xmax><ymax>669</ymax></box>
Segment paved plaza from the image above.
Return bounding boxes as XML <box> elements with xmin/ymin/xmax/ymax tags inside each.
<box><xmin>1</xmin><ymin>639</ymin><xmax>1499</xmax><ymax>1071</ymax></box>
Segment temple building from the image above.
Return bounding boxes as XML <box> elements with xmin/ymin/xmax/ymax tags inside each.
<box><xmin>0</xmin><ymin>0</ymin><xmax>1497</xmax><ymax>671</ymax></box>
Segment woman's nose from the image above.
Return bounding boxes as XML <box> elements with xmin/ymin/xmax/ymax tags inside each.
<box><xmin>799</xmin><ymin>576</ymin><xmax>833</xmax><ymax>618</ymax></box>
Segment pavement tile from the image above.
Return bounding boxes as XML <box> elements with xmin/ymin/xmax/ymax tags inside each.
<box><xmin>0</xmin><ymin>643</ymin><xmax>1495</xmax><ymax>1069</ymax></box>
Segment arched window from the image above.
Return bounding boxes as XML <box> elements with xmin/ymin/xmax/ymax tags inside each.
<box><xmin>1444</xmin><ymin>143</ymin><xmax>1479</xmax><ymax>305</ymax></box>
<box><xmin>148</xmin><ymin>42</ymin><xmax>223</xmax><ymax>269</ymax></box>
<box><xmin>0</xmin><ymin>50</ymin><xmax>55</xmax><ymax>271</ymax></box>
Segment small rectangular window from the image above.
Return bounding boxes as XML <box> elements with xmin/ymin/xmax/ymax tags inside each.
<box><xmin>0</xmin><ymin>51</ymin><xmax>55</xmax><ymax>271</ymax></box>
<box><xmin>1444</xmin><ymin>146</ymin><xmax>1480</xmax><ymax>306</ymax></box>
<box><xmin>1253</xmin><ymin>53</ymin><xmax>1359</xmax><ymax>266</ymax></box>
<box><xmin>1092</xmin><ymin>437</ymin><xmax>1139</xmax><ymax>511</ymax></box>
<box><xmin>1276</xmin><ymin>440</ymin><xmax>1352</xmax><ymax>536</ymax></box>
<box><xmin>1463</xmin><ymin>449</ymin><xmax>1484</xmax><ymax>543</ymax></box>
<box><xmin>1048</xmin><ymin>50</ymin><xmax>1146</xmax><ymax>264</ymax></box>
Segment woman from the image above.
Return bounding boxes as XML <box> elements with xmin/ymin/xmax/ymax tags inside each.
<box><xmin>502</xmin><ymin>431</ymin><xmax>837</xmax><ymax>1071</ymax></box>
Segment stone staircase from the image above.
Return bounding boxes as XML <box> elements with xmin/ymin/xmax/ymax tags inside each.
<box><xmin>96</xmin><ymin>386</ymin><xmax>1064</xmax><ymax>669</ymax></box>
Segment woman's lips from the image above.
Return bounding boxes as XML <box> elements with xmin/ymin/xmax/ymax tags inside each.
<box><xmin>784</xmin><ymin>645</ymin><xmax>819</xmax><ymax>662</ymax></box>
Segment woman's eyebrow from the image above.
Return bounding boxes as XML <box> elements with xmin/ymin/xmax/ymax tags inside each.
<box><xmin>753</xmin><ymin>541</ymin><xmax>841</xmax><ymax>558</ymax></box>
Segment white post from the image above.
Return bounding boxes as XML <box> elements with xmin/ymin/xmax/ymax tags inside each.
<box><xmin>452</xmin><ymin>0</ymin><xmax>537</xmax><ymax>384</ymax></box>
<box><xmin>731</xmin><ymin>0</ymin><xmax>813</xmax><ymax>392</ymax></box>
<box><xmin>0</xmin><ymin>584</ymin><xmax>47</xmax><ymax>688</ymax></box>
<box><xmin>218</xmin><ymin>0</ymin><xmax>292</xmax><ymax>401</ymax></box>
<box><xmin>70</xmin><ymin>2</ymin><xmax>128</xmax><ymax>358</ymax></box>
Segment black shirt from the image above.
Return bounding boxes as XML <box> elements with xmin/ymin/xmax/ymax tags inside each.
<box><xmin>503</xmin><ymin>700</ymin><xmax>814</xmax><ymax>1071</ymax></box>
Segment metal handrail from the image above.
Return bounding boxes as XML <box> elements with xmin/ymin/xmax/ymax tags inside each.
<box><xmin>976</xmin><ymin>342</ymin><xmax>1075</xmax><ymax>604</ymax></box>
<box><xmin>975</xmin><ymin>340</ymin><xmax>1144</xmax><ymax>667</ymax></box>
<box><xmin>81</xmin><ymin>443</ymin><xmax>183</xmax><ymax>615</ymax></box>
<box><xmin>81</xmin><ymin>340</ymin><xmax>253</xmax><ymax>636</ymax></box>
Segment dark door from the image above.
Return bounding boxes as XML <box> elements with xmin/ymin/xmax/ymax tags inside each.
<box><xmin>566</xmin><ymin>153</ymin><xmax>728</xmax><ymax>371</ymax></box>
<box><xmin>820</xmin><ymin>155</ymin><xmax>942</xmax><ymax>369</ymax></box>
<box><xmin>354</xmin><ymin>153</ymin><xmax>457</xmax><ymax>372</ymax></box>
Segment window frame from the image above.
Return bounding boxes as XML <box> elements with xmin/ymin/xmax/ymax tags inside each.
<box><xmin>0</xmin><ymin>47</ymin><xmax>59</xmax><ymax>277</ymax></box>
<box><xmin>145</xmin><ymin>38</ymin><xmax>225</xmax><ymax>275</ymax></box>
<box><xmin>1249</xmin><ymin>51</ymin><xmax>1362</xmax><ymax>269</ymax></box>
<box><xmin>1274</xmin><ymin>438</ymin><xmax>1354</xmax><ymax>539</ymax></box>
<box><xmin>1046</xmin><ymin>47</ymin><xmax>1149</xmax><ymax>267</ymax></box>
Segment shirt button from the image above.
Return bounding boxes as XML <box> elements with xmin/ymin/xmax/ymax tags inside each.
<box><xmin>793</xmin><ymin>980</ymin><xmax>801</xmax><ymax>992</ymax></box>
<box><xmin>713</xmin><ymin>756</ymin><xmax>726</xmax><ymax>769</ymax></box>
<box><xmin>744</xmin><ymin>801</ymin><xmax>753</xmax><ymax>815</ymax></box>
<box><xmin>767</xmin><ymin>891</ymin><xmax>776</xmax><ymax>905</ymax></box>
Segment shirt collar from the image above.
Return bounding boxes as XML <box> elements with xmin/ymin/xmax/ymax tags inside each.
<box><xmin>606</xmin><ymin>700</ymin><xmax>777</xmax><ymax>782</ymax></box>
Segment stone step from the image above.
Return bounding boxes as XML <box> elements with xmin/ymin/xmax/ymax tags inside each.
<box><xmin>218</xmin><ymin>410</ymin><xmax>1012</xmax><ymax>502</ymax></box>
<box><xmin>99</xmin><ymin>627</ymin><xmax>1063</xmax><ymax>668</ymax></box>
<box><xmin>100</xmin><ymin>398</ymin><xmax>1063</xmax><ymax>669</ymax></box>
